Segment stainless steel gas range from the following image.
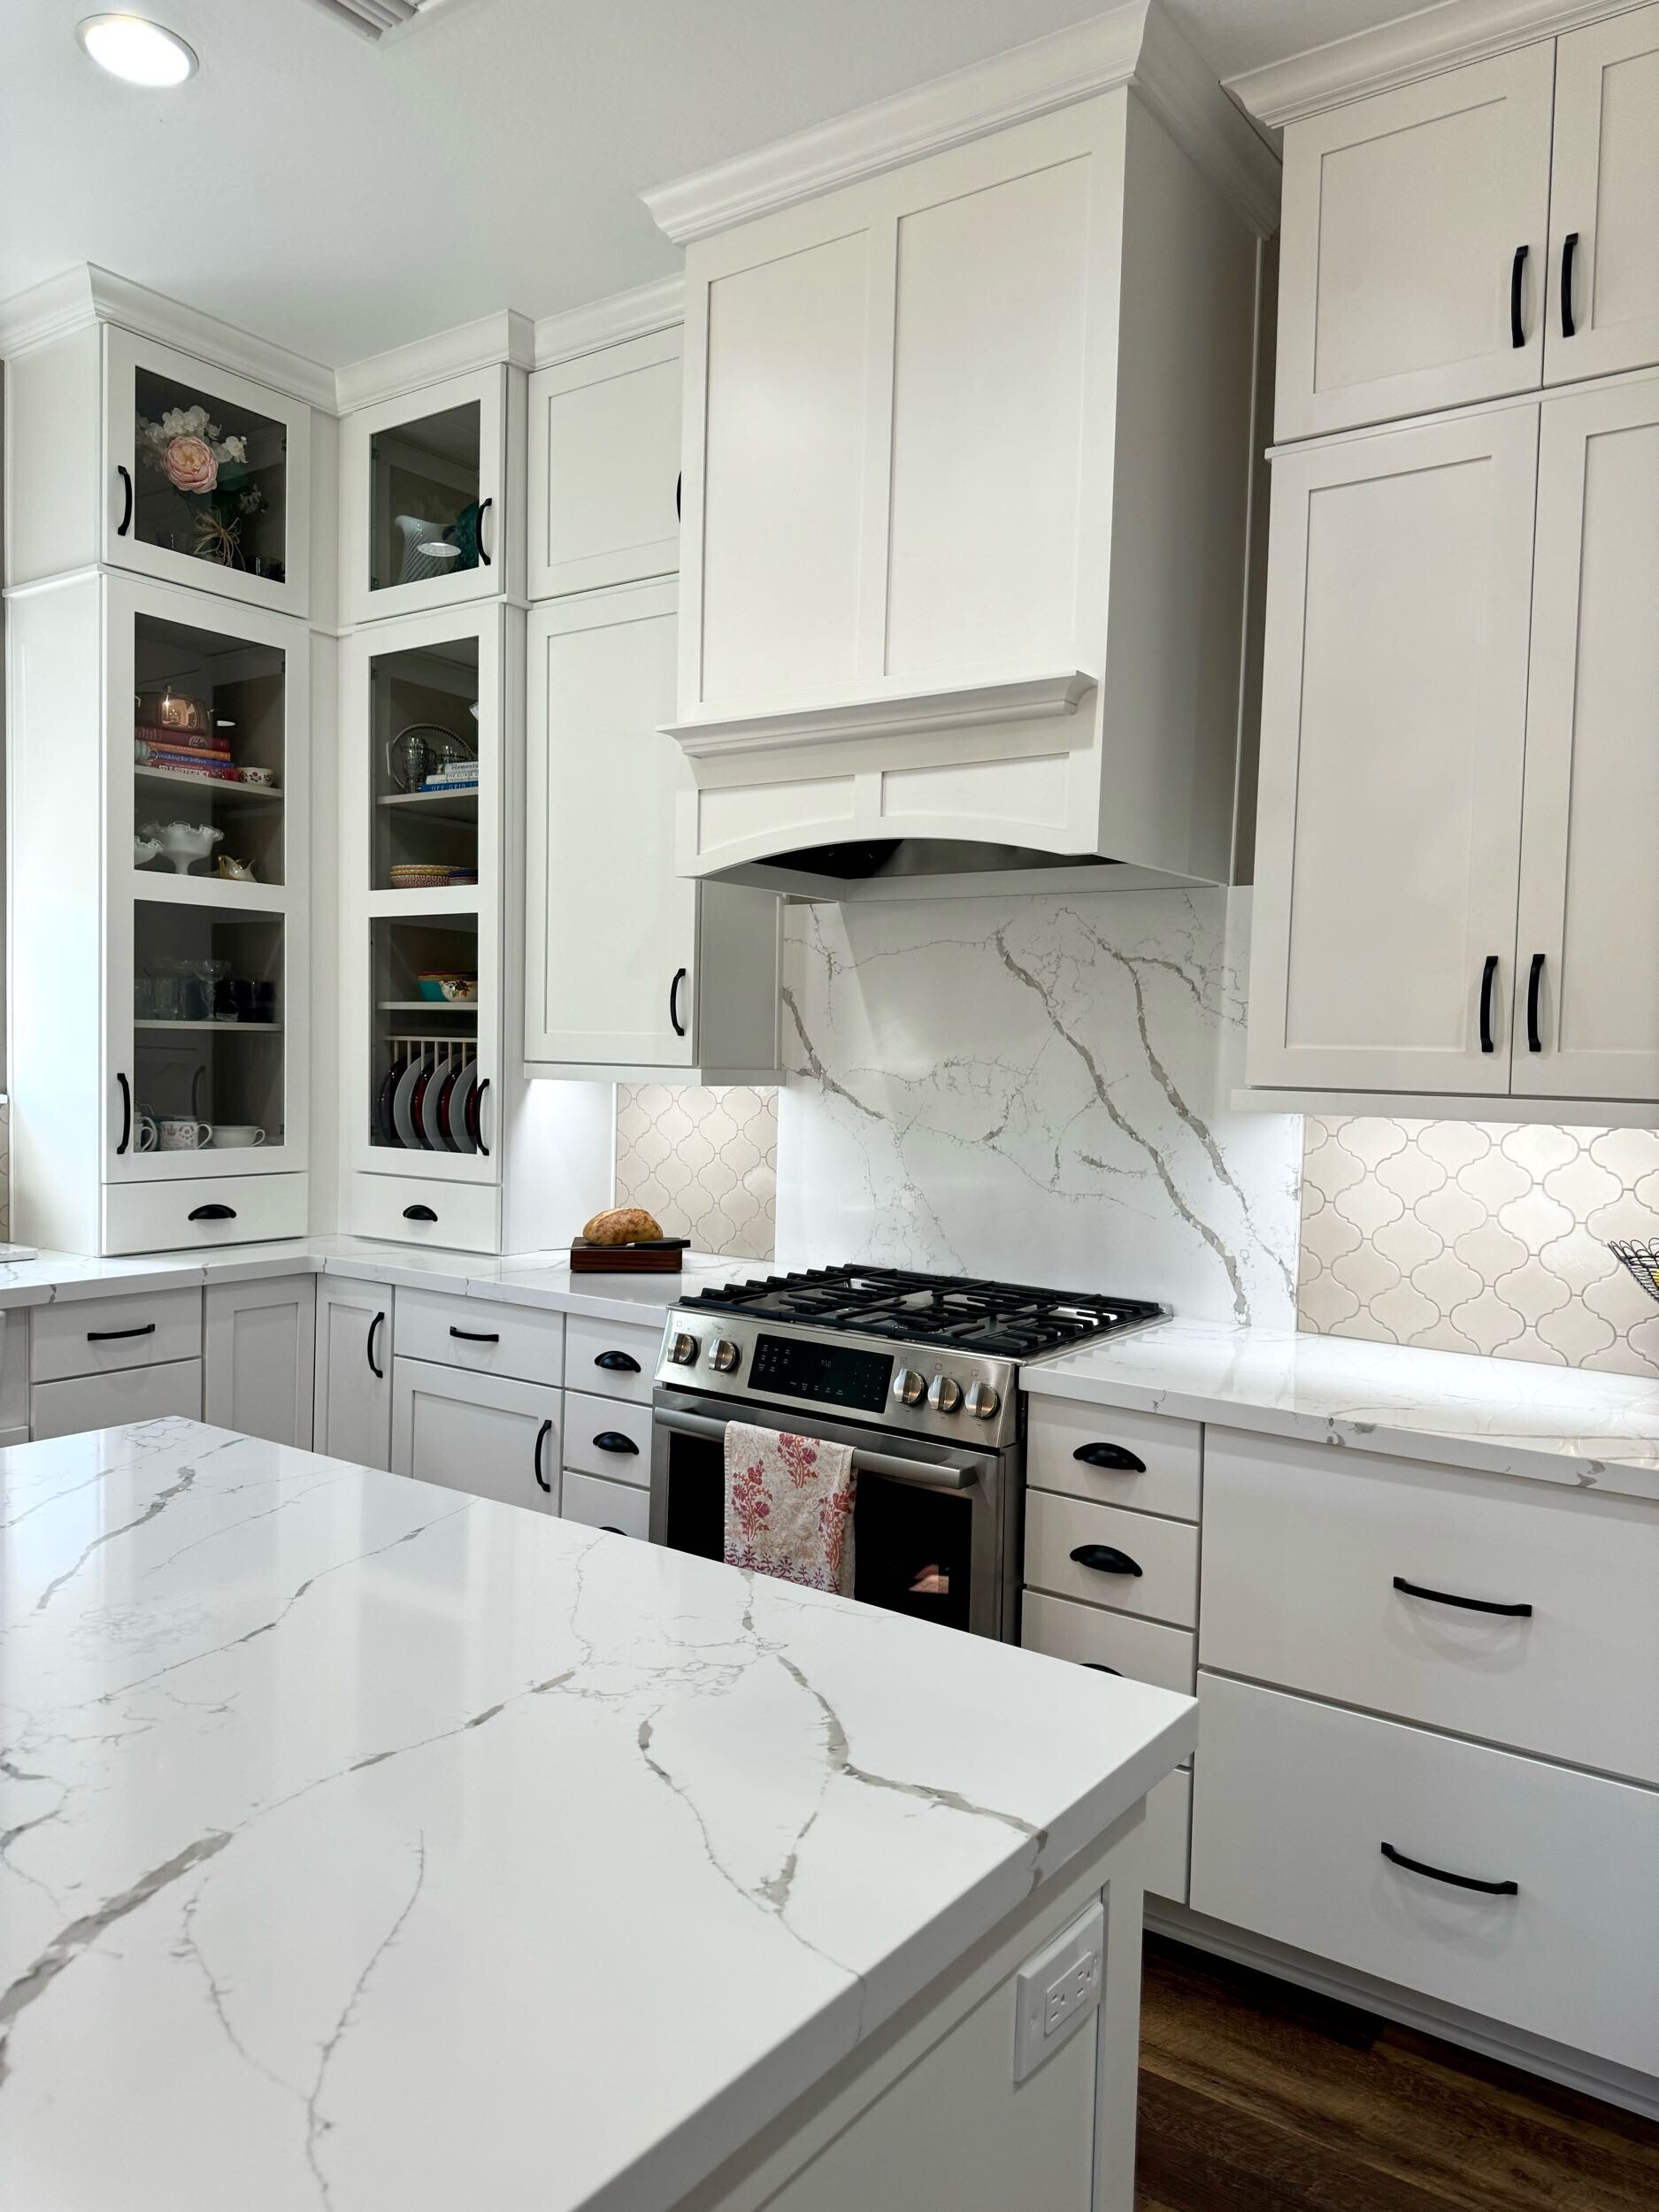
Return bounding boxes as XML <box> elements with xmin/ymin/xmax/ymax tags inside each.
<box><xmin>649</xmin><ymin>1266</ymin><xmax>1167</xmax><ymax>1640</ymax></box>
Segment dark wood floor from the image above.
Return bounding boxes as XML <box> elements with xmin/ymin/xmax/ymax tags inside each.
<box><xmin>1136</xmin><ymin>1936</ymin><xmax>1659</xmax><ymax>2212</ymax></box>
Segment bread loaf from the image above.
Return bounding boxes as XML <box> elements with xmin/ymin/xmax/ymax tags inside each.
<box><xmin>581</xmin><ymin>1206</ymin><xmax>664</xmax><ymax>1247</ymax></box>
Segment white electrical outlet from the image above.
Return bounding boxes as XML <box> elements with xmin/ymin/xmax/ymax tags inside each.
<box><xmin>1011</xmin><ymin>1898</ymin><xmax>1106</xmax><ymax>2084</ymax></box>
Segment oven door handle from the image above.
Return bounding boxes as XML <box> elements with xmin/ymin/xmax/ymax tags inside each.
<box><xmin>653</xmin><ymin>1405</ymin><xmax>979</xmax><ymax>1490</ymax></box>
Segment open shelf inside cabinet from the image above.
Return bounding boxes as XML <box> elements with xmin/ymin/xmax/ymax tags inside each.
<box><xmin>131</xmin><ymin>361</ymin><xmax>289</xmax><ymax>587</ymax></box>
<box><xmin>133</xmin><ymin>609</ymin><xmax>287</xmax><ymax>887</ymax></box>
<box><xmin>369</xmin><ymin>914</ymin><xmax>482</xmax><ymax>1157</ymax></box>
<box><xmin>132</xmin><ymin>899</ymin><xmax>287</xmax><ymax>1147</ymax></box>
<box><xmin>367</xmin><ymin>633</ymin><xmax>480</xmax><ymax>895</ymax></box>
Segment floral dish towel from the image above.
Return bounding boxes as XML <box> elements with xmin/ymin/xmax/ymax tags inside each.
<box><xmin>724</xmin><ymin>1421</ymin><xmax>856</xmax><ymax>1596</ymax></box>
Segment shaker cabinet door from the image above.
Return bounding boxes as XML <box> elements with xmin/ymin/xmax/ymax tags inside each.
<box><xmin>1547</xmin><ymin>3</ymin><xmax>1659</xmax><ymax>386</ymax></box>
<box><xmin>313</xmin><ymin>1275</ymin><xmax>394</xmax><ymax>1469</ymax></box>
<box><xmin>528</xmin><ymin>328</ymin><xmax>682</xmax><ymax>599</ymax></box>
<box><xmin>389</xmin><ymin>1356</ymin><xmax>561</xmax><ymax>1516</ymax></box>
<box><xmin>204</xmin><ymin>1275</ymin><xmax>316</xmax><ymax>1448</ymax></box>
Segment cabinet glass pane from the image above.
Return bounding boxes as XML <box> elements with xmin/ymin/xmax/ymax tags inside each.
<box><xmin>133</xmin><ymin>901</ymin><xmax>285</xmax><ymax>1149</ymax></box>
<box><xmin>367</xmin><ymin>634</ymin><xmax>479</xmax><ymax>890</ymax></box>
<box><xmin>133</xmin><ymin>610</ymin><xmax>287</xmax><ymax>887</ymax></box>
<box><xmin>133</xmin><ymin>365</ymin><xmax>288</xmax><ymax>584</ymax></box>
<box><xmin>369</xmin><ymin>915</ymin><xmax>480</xmax><ymax>1156</ymax></box>
<box><xmin>369</xmin><ymin>403</ymin><xmax>483</xmax><ymax>595</ymax></box>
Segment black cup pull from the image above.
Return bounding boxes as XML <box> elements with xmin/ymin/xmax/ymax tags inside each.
<box><xmin>533</xmin><ymin>1417</ymin><xmax>552</xmax><ymax>1494</ymax></box>
<box><xmin>1479</xmin><ymin>954</ymin><xmax>1499</xmax><ymax>1054</ymax></box>
<box><xmin>1393</xmin><ymin>1575</ymin><xmax>1532</xmax><ymax>1619</ymax></box>
<box><xmin>1073</xmin><ymin>1441</ymin><xmax>1147</xmax><ymax>1473</ymax></box>
<box><xmin>594</xmin><ymin>1430</ymin><xmax>640</xmax><ymax>1456</ymax></box>
<box><xmin>403</xmin><ymin>1204</ymin><xmax>438</xmax><ymax>1223</ymax></box>
<box><xmin>668</xmin><ymin>967</ymin><xmax>687</xmax><ymax>1039</ymax></box>
<box><xmin>188</xmin><ymin>1204</ymin><xmax>235</xmax><ymax>1222</ymax></box>
<box><xmin>477</xmin><ymin>495</ymin><xmax>493</xmax><ymax>566</ymax></box>
<box><xmin>1380</xmin><ymin>1841</ymin><xmax>1518</xmax><ymax>1897</ymax></box>
<box><xmin>1561</xmin><ymin>231</ymin><xmax>1578</xmax><ymax>338</ymax></box>
<box><xmin>1509</xmin><ymin>242</ymin><xmax>1529</xmax><ymax>349</ymax></box>
<box><xmin>1526</xmin><ymin>952</ymin><xmax>1545</xmax><ymax>1055</ymax></box>
<box><xmin>1084</xmin><ymin>1663</ymin><xmax>1122</xmax><ymax>1675</ymax></box>
<box><xmin>116</xmin><ymin>1071</ymin><xmax>132</xmax><ymax>1156</ymax></box>
<box><xmin>1070</xmin><ymin>1543</ymin><xmax>1142</xmax><ymax>1578</ymax></box>
<box><xmin>87</xmin><ymin>1322</ymin><xmax>156</xmax><ymax>1343</ymax></box>
<box><xmin>602</xmin><ymin>1525</ymin><xmax>626</xmax><ymax>1534</ymax></box>
<box><xmin>367</xmin><ymin>1310</ymin><xmax>386</xmax><ymax>1380</ymax></box>
<box><xmin>449</xmin><ymin>1326</ymin><xmax>501</xmax><ymax>1344</ymax></box>
<box><xmin>595</xmin><ymin>1349</ymin><xmax>641</xmax><ymax>1374</ymax></box>
<box><xmin>116</xmin><ymin>464</ymin><xmax>134</xmax><ymax>536</ymax></box>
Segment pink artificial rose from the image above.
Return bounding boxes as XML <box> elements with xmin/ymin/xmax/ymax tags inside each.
<box><xmin>162</xmin><ymin>434</ymin><xmax>219</xmax><ymax>495</ymax></box>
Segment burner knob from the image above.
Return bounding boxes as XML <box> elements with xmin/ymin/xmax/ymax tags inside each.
<box><xmin>927</xmin><ymin>1373</ymin><xmax>963</xmax><ymax>1415</ymax></box>
<box><xmin>964</xmin><ymin>1379</ymin><xmax>1001</xmax><ymax>1421</ymax></box>
<box><xmin>893</xmin><ymin>1367</ymin><xmax>927</xmax><ymax>1408</ymax></box>
<box><xmin>708</xmin><ymin>1338</ymin><xmax>741</xmax><ymax>1373</ymax></box>
<box><xmin>668</xmin><ymin>1332</ymin><xmax>700</xmax><ymax>1366</ymax></box>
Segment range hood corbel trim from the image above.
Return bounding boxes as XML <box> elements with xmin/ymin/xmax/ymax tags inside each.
<box><xmin>663</xmin><ymin>670</ymin><xmax>1096</xmax><ymax>759</ymax></box>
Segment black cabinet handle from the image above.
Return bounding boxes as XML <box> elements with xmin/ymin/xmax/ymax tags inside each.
<box><xmin>1394</xmin><ymin>1575</ymin><xmax>1532</xmax><ymax>1618</ymax></box>
<box><xmin>467</xmin><ymin>1078</ymin><xmax>490</xmax><ymax>1158</ymax></box>
<box><xmin>477</xmin><ymin>495</ymin><xmax>493</xmax><ymax>566</ymax></box>
<box><xmin>87</xmin><ymin>1322</ymin><xmax>156</xmax><ymax>1343</ymax></box>
<box><xmin>593</xmin><ymin>1430</ymin><xmax>640</xmax><ymax>1456</ymax></box>
<box><xmin>116</xmin><ymin>1071</ymin><xmax>132</xmax><ymax>1156</ymax></box>
<box><xmin>116</xmin><ymin>464</ymin><xmax>134</xmax><ymax>536</ymax></box>
<box><xmin>1526</xmin><ymin>951</ymin><xmax>1545</xmax><ymax>1054</ymax></box>
<box><xmin>1070</xmin><ymin>1543</ymin><xmax>1142</xmax><ymax>1578</ymax></box>
<box><xmin>668</xmin><ymin>967</ymin><xmax>687</xmax><ymax>1039</ymax></box>
<box><xmin>1073</xmin><ymin>1441</ymin><xmax>1146</xmax><ymax>1473</ymax></box>
<box><xmin>449</xmin><ymin>1326</ymin><xmax>501</xmax><ymax>1344</ymax></box>
<box><xmin>1380</xmin><ymin>1841</ymin><xmax>1518</xmax><ymax>1897</ymax></box>
<box><xmin>1084</xmin><ymin>1663</ymin><xmax>1121</xmax><ymax>1675</ymax></box>
<box><xmin>595</xmin><ymin>1349</ymin><xmax>641</xmax><ymax>1374</ymax></box>
<box><xmin>533</xmin><ymin>1417</ymin><xmax>552</xmax><ymax>1494</ymax></box>
<box><xmin>1509</xmin><ymin>243</ymin><xmax>1529</xmax><ymax>349</ymax></box>
<box><xmin>1479</xmin><ymin>954</ymin><xmax>1499</xmax><ymax>1054</ymax></box>
<box><xmin>675</xmin><ymin>471</ymin><xmax>681</xmax><ymax>520</ymax></box>
<box><xmin>367</xmin><ymin>1310</ymin><xmax>386</xmax><ymax>1380</ymax></box>
<box><xmin>188</xmin><ymin>1204</ymin><xmax>235</xmax><ymax>1222</ymax></box>
<box><xmin>403</xmin><ymin>1204</ymin><xmax>438</xmax><ymax>1223</ymax></box>
<box><xmin>1561</xmin><ymin>232</ymin><xmax>1578</xmax><ymax>338</ymax></box>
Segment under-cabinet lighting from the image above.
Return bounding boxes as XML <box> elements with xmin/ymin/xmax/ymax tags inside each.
<box><xmin>76</xmin><ymin>14</ymin><xmax>198</xmax><ymax>87</ymax></box>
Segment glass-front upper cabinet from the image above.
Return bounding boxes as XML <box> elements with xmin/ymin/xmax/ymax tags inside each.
<box><xmin>103</xmin><ymin>327</ymin><xmax>312</xmax><ymax>619</ymax></box>
<box><xmin>339</xmin><ymin>366</ymin><xmax>509</xmax><ymax>625</ymax></box>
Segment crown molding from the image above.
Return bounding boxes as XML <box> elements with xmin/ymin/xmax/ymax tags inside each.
<box><xmin>333</xmin><ymin>308</ymin><xmax>534</xmax><ymax>413</ymax></box>
<box><xmin>1227</xmin><ymin>0</ymin><xmax>1639</xmax><ymax>129</ymax></box>
<box><xmin>643</xmin><ymin>0</ymin><xmax>1279</xmax><ymax>245</ymax></box>
<box><xmin>533</xmin><ymin>275</ymin><xmax>686</xmax><ymax>368</ymax></box>
<box><xmin>0</xmin><ymin>265</ymin><xmax>335</xmax><ymax>408</ymax></box>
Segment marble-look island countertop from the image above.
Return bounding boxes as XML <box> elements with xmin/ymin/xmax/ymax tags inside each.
<box><xmin>0</xmin><ymin>1419</ymin><xmax>1194</xmax><ymax>2212</ymax></box>
<box><xmin>1025</xmin><ymin>1317</ymin><xmax>1659</xmax><ymax>1502</ymax></box>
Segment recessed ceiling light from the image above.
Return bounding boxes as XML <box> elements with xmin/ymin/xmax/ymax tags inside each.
<box><xmin>76</xmin><ymin>15</ymin><xmax>198</xmax><ymax>88</ymax></box>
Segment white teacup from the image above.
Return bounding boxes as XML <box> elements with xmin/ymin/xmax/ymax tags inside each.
<box><xmin>134</xmin><ymin>1108</ymin><xmax>158</xmax><ymax>1153</ymax></box>
<box><xmin>211</xmin><ymin>1125</ymin><xmax>266</xmax><ymax>1148</ymax></box>
<box><xmin>157</xmin><ymin>1118</ymin><xmax>213</xmax><ymax>1151</ymax></box>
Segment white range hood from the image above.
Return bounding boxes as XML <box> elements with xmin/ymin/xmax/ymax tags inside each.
<box><xmin>644</xmin><ymin>2</ymin><xmax>1280</xmax><ymax>900</ymax></box>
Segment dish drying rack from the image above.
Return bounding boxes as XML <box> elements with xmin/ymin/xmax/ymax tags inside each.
<box><xmin>1608</xmin><ymin>1241</ymin><xmax>1659</xmax><ymax>1304</ymax></box>
<box><xmin>386</xmin><ymin>1032</ymin><xmax>476</xmax><ymax>1072</ymax></box>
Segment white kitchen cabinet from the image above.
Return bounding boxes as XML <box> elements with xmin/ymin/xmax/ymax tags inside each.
<box><xmin>560</xmin><ymin>1467</ymin><xmax>650</xmax><ymax>1540</ymax></box>
<box><xmin>390</xmin><ymin>1356</ymin><xmax>561</xmax><ymax>1514</ymax></box>
<box><xmin>523</xmin><ymin>580</ymin><xmax>780</xmax><ymax>1079</ymax></box>
<box><xmin>1546</xmin><ymin>4</ymin><xmax>1659</xmax><ymax>387</ymax></box>
<box><xmin>31</xmin><ymin>1359</ymin><xmax>203</xmax><ymax>1441</ymax></box>
<box><xmin>1275</xmin><ymin>45</ymin><xmax>1554</xmax><ymax>440</ymax></box>
<box><xmin>313</xmin><ymin>1275</ymin><xmax>393</xmax><ymax>1469</ymax></box>
<box><xmin>204</xmin><ymin>1274</ymin><xmax>316</xmax><ymax>1448</ymax></box>
<box><xmin>528</xmin><ymin>327</ymin><xmax>681</xmax><ymax>599</ymax></box>
<box><xmin>1248</xmin><ymin>406</ymin><xmax>1538</xmax><ymax>1095</ymax></box>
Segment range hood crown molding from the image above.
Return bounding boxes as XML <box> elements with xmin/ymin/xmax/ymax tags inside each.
<box><xmin>664</xmin><ymin>672</ymin><xmax>1096</xmax><ymax>759</ymax></box>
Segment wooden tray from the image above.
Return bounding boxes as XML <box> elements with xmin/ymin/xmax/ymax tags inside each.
<box><xmin>568</xmin><ymin>1237</ymin><xmax>688</xmax><ymax>1274</ymax></box>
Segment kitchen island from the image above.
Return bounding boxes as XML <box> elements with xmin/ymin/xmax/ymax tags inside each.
<box><xmin>0</xmin><ymin>1418</ymin><xmax>1194</xmax><ymax>2211</ymax></box>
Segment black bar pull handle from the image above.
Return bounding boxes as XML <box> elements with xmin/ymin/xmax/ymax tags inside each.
<box><xmin>1561</xmin><ymin>232</ymin><xmax>1578</xmax><ymax>338</ymax></box>
<box><xmin>403</xmin><ymin>1204</ymin><xmax>438</xmax><ymax>1223</ymax></box>
<box><xmin>1394</xmin><ymin>1575</ymin><xmax>1532</xmax><ymax>1618</ymax></box>
<box><xmin>466</xmin><ymin>1079</ymin><xmax>490</xmax><ymax>1158</ymax></box>
<box><xmin>674</xmin><ymin>471</ymin><xmax>682</xmax><ymax>520</ymax></box>
<box><xmin>1381</xmin><ymin>1841</ymin><xmax>1518</xmax><ymax>1897</ymax></box>
<box><xmin>188</xmin><ymin>1204</ymin><xmax>236</xmax><ymax>1222</ymax></box>
<box><xmin>1509</xmin><ymin>243</ymin><xmax>1529</xmax><ymax>349</ymax></box>
<box><xmin>449</xmin><ymin>1326</ymin><xmax>501</xmax><ymax>1344</ymax></box>
<box><xmin>367</xmin><ymin>1310</ymin><xmax>386</xmax><ymax>1379</ymax></box>
<box><xmin>116</xmin><ymin>1071</ymin><xmax>132</xmax><ymax>1156</ymax></box>
<box><xmin>533</xmin><ymin>1417</ymin><xmax>553</xmax><ymax>1494</ymax></box>
<box><xmin>1073</xmin><ymin>1441</ymin><xmax>1147</xmax><ymax>1474</ymax></box>
<box><xmin>86</xmin><ymin>1322</ymin><xmax>156</xmax><ymax>1343</ymax></box>
<box><xmin>116</xmin><ymin>464</ymin><xmax>134</xmax><ymax>536</ymax></box>
<box><xmin>1479</xmin><ymin>954</ymin><xmax>1499</xmax><ymax>1054</ymax></box>
<box><xmin>595</xmin><ymin>1349</ymin><xmax>641</xmax><ymax>1374</ymax></box>
<box><xmin>1526</xmin><ymin>952</ymin><xmax>1545</xmax><ymax>1054</ymax></box>
<box><xmin>1070</xmin><ymin>1543</ymin><xmax>1143</xmax><ymax>1578</ymax></box>
<box><xmin>593</xmin><ymin>1430</ymin><xmax>640</xmax><ymax>1456</ymax></box>
<box><xmin>477</xmin><ymin>495</ymin><xmax>493</xmax><ymax>566</ymax></box>
<box><xmin>668</xmin><ymin>967</ymin><xmax>687</xmax><ymax>1039</ymax></box>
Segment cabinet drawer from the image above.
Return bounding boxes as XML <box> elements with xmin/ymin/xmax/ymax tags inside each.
<box><xmin>564</xmin><ymin>1312</ymin><xmax>664</xmax><ymax>1405</ymax></box>
<box><xmin>103</xmin><ymin>1173</ymin><xmax>307</xmax><ymax>1255</ymax></box>
<box><xmin>1144</xmin><ymin>1767</ymin><xmax>1191</xmax><ymax>1906</ymax></box>
<box><xmin>1021</xmin><ymin>1590</ymin><xmax>1194</xmax><ymax>1696</ymax></box>
<box><xmin>561</xmin><ymin>1468</ymin><xmax>650</xmax><ymax>1540</ymax></box>
<box><xmin>561</xmin><ymin>1389</ymin><xmax>651</xmax><ymax>1486</ymax></box>
<box><xmin>389</xmin><ymin>1357</ymin><xmax>561</xmax><ymax>1516</ymax></box>
<box><xmin>1024</xmin><ymin>1491</ymin><xmax>1198</xmax><ymax>1627</ymax></box>
<box><xmin>32</xmin><ymin>1287</ymin><xmax>202</xmax><ymax>1383</ymax></box>
<box><xmin>349</xmin><ymin>1173</ymin><xmax>501</xmax><ymax>1255</ymax></box>
<box><xmin>1025</xmin><ymin>1397</ymin><xmax>1201</xmax><ymax>1520</ymax></box>
<box><xmin>31</xmin><ymin>1357</ymin><xmax>203</xmax><ymax>1440</ymax></box>
<box><xmin>1202</xmin><ymin>1427</ymin><xmax>1659</xmax><ymax>1784</ymax></box>
<box><xmin>1190</xmin><ymin>1674</ymin><xmax>1659</xmax><ymax>2077</ymax></box>
<box><xmin>394</xmin><ymin>1287</ymin><xmax>564</xmax><ymax>1387</ymax></box>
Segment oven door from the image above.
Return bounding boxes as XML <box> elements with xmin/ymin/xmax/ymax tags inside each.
<box><xmin>650</xmin><ymin>1388</ymin><xmax>1011</xmax><ymax>1639</ymax></box>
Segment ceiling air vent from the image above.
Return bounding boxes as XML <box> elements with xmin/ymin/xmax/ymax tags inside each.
<box><xmin>302</xmin><ymin>0</ymin><xmax>476</xmax><ymax>38</ymax></box>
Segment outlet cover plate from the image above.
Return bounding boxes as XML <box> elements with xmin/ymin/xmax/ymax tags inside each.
<box><xmin>1013</xmin><ymin>1897</ymin><xmax>1105</xmax><ymax>2084</ymax></box>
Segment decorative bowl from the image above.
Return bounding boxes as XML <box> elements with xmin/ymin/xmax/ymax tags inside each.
<box><xmin>141</xmin><ymin>820</ymin><xmax>223</xmax><ymax>875</ymax></box>
<box><xmin>438</xmin><ymin>975</ymin><xmax>479</xmax><ymax>1003</ymax></box>
<box><xmin>215</xmin><ymin>855</ymin><xmax>257</xmax><ymax>882</ymax></box>
<box><xmin>133</xmin><ymin>834</ymin><xmax>161</xmax><ymax>868</ymax></box>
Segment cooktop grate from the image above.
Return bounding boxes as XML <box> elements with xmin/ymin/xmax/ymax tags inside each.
<box><xmin>679</xmin><ymin>1266</ymin><xmax>1164</xmax><ymax>1356</ymax></box>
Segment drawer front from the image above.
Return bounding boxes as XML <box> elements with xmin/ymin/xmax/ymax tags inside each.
<box><xmin>564</xmin><ymin>1312</ymin><xmax>664</xmax><ymax>1406</ymax></box>
<box><xmin>349</xmin><ymin>1173</ymin><xmax>501</xmax><ymax>1255</ymax></box>
<box><xmin>1144</xmin><ymin>1767</ymin><xmax>1191</xmax><ymax>1905</ymax></box>
<box><xmin>103</xmin><ymin>1173</ymin><xmax>307</xmax><ymax>1255</ymax></box>
<box><xmin>1190</xmin><ymin>1673</ymin><xmax>1659</xmax><ymax>2076</ymax></box>
<box><xmin>561</xmin><ymin>1388</ymin><xmax>652</xmax><ymax>1486</ymax></box>
<box><xmin>31</xmin><ymin>1357</ymin><xmax>203</xmax><ymax>1441</ymax></box>
<box><xmin>1025</xmin><ymin>1396</ymin><xmax>1202</xmax><ymax>1521</ymax></box>
<box><xmin>1021</xmin><ymin>1590</ymin><xmax>1195</xmax><ymax>1695</ymax></box>
<box><xmin>562</xmin><ymin>1468</ymin><xmax>651</xmax><ymax>1540</ymax></box>
<box><xmin>389</xmin><ymin>1358</ymin><xmax>561</xmax><ymax>1516</ymax></box>
<box><xmin>1202</xmin><ymin>1426</ymin><xmax>1659</xmax><ymax>1784</ymax></box>
<box><xmin>1024</xmin><ymin>1491</ymin><xmax>1198</xmax><ymax>1627</ymax></box>
<box><xmin>394</xmin><ymin>1286</ymin><xmax>564</xmax><ymax>1387</ymax></box>
<box><xmin>32</xmin><ymin>1287</ymin><xmax>202</xmax><ymax>1384</ymax></box>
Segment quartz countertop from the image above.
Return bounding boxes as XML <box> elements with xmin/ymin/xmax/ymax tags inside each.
<box><xmin>0</xmin><ymin>1418</ymin><xmax>1194</xmax><ymax>2212</ymax></box>
<box><xmin>1024</xmin><ymin>1317</ymin><xmax>1659</xmax><ymax>1502</ymax></box>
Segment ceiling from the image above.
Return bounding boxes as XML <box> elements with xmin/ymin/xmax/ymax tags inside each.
<box><xmin>1</xmin><ymin>0</ymin><xmax>1420</xmax><ymax>367</ymax></box>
